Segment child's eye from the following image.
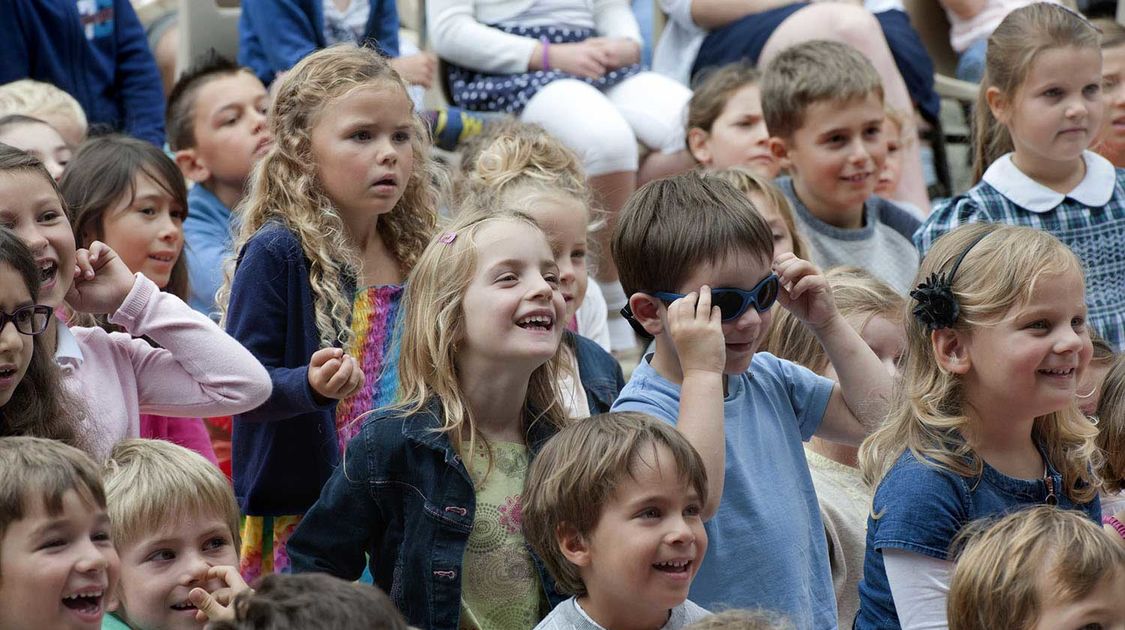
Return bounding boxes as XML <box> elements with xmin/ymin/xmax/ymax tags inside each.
<box><xmin>139</xmin><ymin>207</ymin><xmax>156</xmax><ymax>216</ymax></box>
<box><xmin>637</xmin><ymin>508</ymin><xmax>661</xmax><ymax>519</ymax></box>
<box><xmin>684</xmin><ymin>504</ymin><xmax>702</xmax><ymax>517</ymax></box>
<box><xmin>1043</xmin><ymin>87</ymin><xmax>1063</xmax><ymax>98</ymax></box>
<box><xmin>826</xmin><ymin>134</ymin><xmax>846</xmax><ymax>145</ymax></box>
<box><xmin>38</xmin><ymin>538</ymin><xmax>67</xmax><ymax>551</ymax></box>
<box><xmin>222</xmin><ymin>115</ymin><xmax>239</xmax><ymax>127</ymax></box>
<box><xmin>38</xmin><ymin>210</ymin><xmax>62</xmax><ymax>223</ymax></box>
<box><xmin>146</xmin><ymin>549</ymin><xmax>176</xmax><ymax>563</ymax></box>
<box><xmin>1072</xmin><ymin>316</ymin><xmax>1086</xmax><ymax>329</ymax></box>
<box><xmin>1077</xmin><ymin>624</ymin><xmax>1103</xmax><ymax>630</ymax></box>
<box><xmin>350</xmin><ymin>130</ymin><xmax>372</xmax><ymax>142</ymax></box>
<box><xmin>864</xmin><ymin>126</ymin><xmax>882</xmax><ymax>138</ymax></box>
<box><xmin>1083</xmin><ymin>83</ymin><xmax>1102</xmax><ymax>98</ymax></box>
<box><xmin>495</xmin><ymin>273</ymin><xmax>517</xmax><ymax>283</ymax></box>
<box><xmin>544</xmin><ymin>273</ymin><xmax>560</xmax><ymax>286</ymax></box>
<box><xmin>393</xmin><ymin>130</ymin><xmax>412</xmax><ymax>144</ymax></box>
<box><xmin>571</xmin><ymin>249</ymin><xmax>586</xmax><ymax>260</ymax></box>
<box><xmin>204</xmin><ymin>536</ymin><xmax>230</xmax><ymax>551</ymax></box>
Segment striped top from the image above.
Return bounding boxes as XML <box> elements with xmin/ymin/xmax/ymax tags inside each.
<box><xmin>335</xmin><ymin>284</ymin><xmax>405</xmax><ymax>453</ymax></box>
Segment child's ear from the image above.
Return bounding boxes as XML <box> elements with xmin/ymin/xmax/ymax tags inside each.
<box><xmin>769</xmin><ymin>137</ymin><xmax>791</xmax><ymax>171</ymax></box>
<box><xmin>686</xmin><ymin>127</ymin><xmax>712</xmax><ymax>165</ymax></box>
<box><xmin>174</xmin><ymin>148</ymin><xmax>211</xmax><ymax>184</ymax></box>
<box><xmin>628</xmin><ymin>293</ymin><xmax>666</xmax><ymax>337</ymax></box>
<box><xmin>557</xmin><ymin>523</ymin><xmax>592</xmax><ymax>568</ymax></box>
<box><xmin>932</xmin><ymin>328</ymin><xmax>971</xmax><ymax>375</ymax></box>
<box><xmin>985</xmin><ymin>87</ymin><xmax>1009</xmax><ymax>124</ymax></box>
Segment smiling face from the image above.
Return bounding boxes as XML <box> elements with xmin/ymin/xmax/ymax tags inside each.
<box><xmin>0</xmin><ymin>262</ymin><xmax>35</xmax><ymax>407</ymax></box>
<box><xmin>0</xmin><ymin>122</ymin><xmax>72</xmax><ymax>182</ymax></box>
<box><xmin>0</xmin><ymin>490</ymin><xmax>119</xmax><ymax>630</ymax></box>
<box><xmin>671</xmin><ymin>248</ymin><xmax>774</xmax><ymax>375</ymax></box>
<box><xmin>115</xmin><ymin>512</ymin><xmax>239</xmax><ymax>630</ymax></box>
<box><xmin>97</xmin><ymin>172</ymin><xmax>186</xmax><ymax>289</ymax></box>
<box><xmin>960</xmin><ymin>269</ymin><xmax>1093</xmax><ymax>424</ymax></box>
<box><xmin>572</xmin><ymin>443</ymin><xmax>707</xmax><ymax>630</ymax></box>
<box><xmin>693</xmin><ymin>84</ymin><xmax>779</xmax><ymax>178</ymax></box>
<box><xmin>458</xmin><ymin>220</ymin><xmax>566</xmax><ymax>371</ymax></box>
<box><xmin>0</xmin><ymin>170</ymin><xmax>76</xmax><ymax>308</ymax></box>
<box><xmin>775</xmin><ymin>93</ymin><xmax>886</xmax><ymax>228</ymax></box>
<box><xmin>994</xmin><ymin>46</ymin><xmax>1104</xmax><ymax>175</ymax></box>
<box><xmin>525</xmin><ymin>193</ymin><xmax>589</xmax><ymax>323</ymax></box>
<box><xmin>189</xmin><ymin>71</ymin><xmax>271</xmax><ymax>188</ymax></box>
<box><xmin>309</xmin><ymin>82</ymin><xmax>415</xmax><ymax>225</ymax></box>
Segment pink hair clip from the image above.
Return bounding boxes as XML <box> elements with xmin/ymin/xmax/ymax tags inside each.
<box><xmin>439</xmin><ymin>232</ymin><xmax>457</xmax><ymax>244</ymax></box>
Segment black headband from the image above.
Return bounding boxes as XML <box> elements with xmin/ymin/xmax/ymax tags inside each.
<box><xmin>910</xmin><ymin>231</ymin><xmax>991</xmax><ymax>331</ymax></box>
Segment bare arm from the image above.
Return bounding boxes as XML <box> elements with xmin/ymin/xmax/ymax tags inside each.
<box><xmin>937</xmin><ymin>0</ymin><xmax>986</xmax><ymax>22</ymax></box>
<box><xmin>689</xmin><ymin>0</ymin><xmax>795</xmax><ymax>31</ymax></box>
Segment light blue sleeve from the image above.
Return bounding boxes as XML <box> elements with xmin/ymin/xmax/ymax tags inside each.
<box><xmin>760</xmin><ymin>353</ymin><xmax>834</xmax><ymax>441</ymax></box>
<box><xmin>183</xmin><ymin>219</ymin><xmax>230</xmax><ymax>318</ymax></box>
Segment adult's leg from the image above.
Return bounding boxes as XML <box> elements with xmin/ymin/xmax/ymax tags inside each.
<box><xmin>606</xmin><ymin>72</ymin><xmax>697</xmax><ymax>185</ymax></box>
<box><xmin>759</xmin><ymin>3</ymin><xmax>931</xmax><ymax>212</ymax></box>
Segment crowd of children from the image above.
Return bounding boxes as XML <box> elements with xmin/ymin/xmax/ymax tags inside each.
<box><xmin>4</xmin><ymin>1</ymin><xmax>1125</xmax><ymax>629</ymax></box>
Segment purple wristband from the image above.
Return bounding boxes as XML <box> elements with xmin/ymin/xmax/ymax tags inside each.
<box><xmin>1104</xmin><ymin>515</ymin><xmax>1125</xmax><ymax>540</ymax></box>
<box><xmin>540</xmin><ymin>36</ymin><xmax>551</xmax><ymax>71</ymax></box>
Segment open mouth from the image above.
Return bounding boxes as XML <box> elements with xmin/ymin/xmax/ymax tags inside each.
<box><xmin>170</xmin><ymin>601</ymin><xmax>198</xmax><ymax>612</ymax></box>
<box><xmin>516</xmin><ymin>314</ymin><xmax>554</xmax><ymax>331</ymax></box>
<box><xmin>841</xmin><ymin>173</ymin><xmax>870</xmax><ymax>183</ymax></box>
<box><xmin>373</xmin><ymin>176</ymin><xmax>397</xmax><ymax>188</ymax></box>
<box><xmin>61</xmin><ymin>590</ymin><xmax>103</xmax><ymax>617</ymax></box>
<box><xmin>1038</xmin><ymin>367</ymin><xmax>1075</xmax><ymax>377</ymax></box>
<box><xmin>38</xmin><ymin>260</ymin><xmax>58</xmax><ymax>285</ymax></box>
<box><xmin>653</xmin><ymin>560</ymin><xmax>691</xmax><ymax>574</ymax></box>
<box><xmin>148</xmin><ymin>253</ymin><xmax>175</xmax><ymax>264</ymax></box>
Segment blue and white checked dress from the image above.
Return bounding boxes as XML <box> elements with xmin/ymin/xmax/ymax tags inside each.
<box><xmin>915</xmin><ymin>151</ymin><xmax>1125</xmax><ymax>351</ymax></box>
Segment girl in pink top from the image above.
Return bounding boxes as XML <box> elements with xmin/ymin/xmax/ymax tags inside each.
<box><xmin>0</xmin><ymin>143</ymin><xmax>270</xmax><ymax>459</ymax></box>
<box><xmin>62</xmin><ymin>135</ymin><xmax>221</xmax><ymax>463</ymax></box>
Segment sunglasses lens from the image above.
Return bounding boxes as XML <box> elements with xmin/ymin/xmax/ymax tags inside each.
<box><xmin>755</xmin><ymin>276</ymin><xmax>780</xmax><ymax>311</ymax></box>
<box><xmin>711</xmin><ymin>291</ymin><xmax>746</xmax><ymax>321</ymax></box>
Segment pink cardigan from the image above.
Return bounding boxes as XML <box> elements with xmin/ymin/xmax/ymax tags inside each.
<box><xmin>140</xmin><ymin>414</ymin><xmax>219</xmax><ymax>464</ymax></box>
<box><xmin>59</xmin><ymin>274</ymin><xmax>271</xmax><ymax>459</ymax></box>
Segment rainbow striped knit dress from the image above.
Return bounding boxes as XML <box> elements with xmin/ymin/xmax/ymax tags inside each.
<box><xmin>238</xmin><ymin>284</ymin><xmax>404</xmax><ymax>580</ymax></box>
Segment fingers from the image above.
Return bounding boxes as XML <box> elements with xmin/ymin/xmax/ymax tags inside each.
<box><xmin>323</xmin><ymin>354</ymin><xmax>355</xmax><ymax>393</ymax></box>
<box><xmin>309</xmin><ymin>347</ymin><xmax>343</xmax><ymax>369</ymax></box>
<box><xmin>207</xmin><ymin>565</ymin><xmax>250</xmax><ymax>592</ymax></box>
<box><xmin>74</xmin><ymin>248</ymin><xmax>95</xmax><ymax>280</ymax></box>
<box><xmin>188</xmin><ymin>587</ymin><xmax>232</xmax><ymax>623</ymax></box>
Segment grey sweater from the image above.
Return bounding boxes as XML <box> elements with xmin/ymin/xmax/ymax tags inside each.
<box><xmin>534</xmin><ymin>597</ymin><xmax>710</xmax><ymax>630</ymax></box>
<box><xmin>778</xmin><ymin>177</ymin><xmax>921</xmax><ymax>294</ymax></box>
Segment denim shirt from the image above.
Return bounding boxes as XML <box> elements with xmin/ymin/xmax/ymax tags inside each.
<box><xmin>855</xmin><ymin>447</ymin><xmax>1101</xmax><ymax>629</ymax></box>
<box><xmin>570</xmin><ymin>332</ymin><xmax>625</xmax><ymax>414</ymax></box>
<box><xmin>287</xmin><ymin>401</ymin><xmax>565</xmax><ymax>630</ymax></box>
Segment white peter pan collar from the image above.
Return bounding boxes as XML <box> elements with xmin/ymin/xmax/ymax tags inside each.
<box><xmin>981</xmin><ymin>151</ymin><xmax>1116</xmax><ymax>213</ymax></box>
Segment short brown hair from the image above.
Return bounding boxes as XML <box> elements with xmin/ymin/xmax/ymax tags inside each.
<box><xmin>767</xmin><ymin>267</ymin><xmax>903</xmax><ymax>374</ymax></box>
<box><xmin>103</xmin><ymin>439</ymin><xmax>240</xmax><ymax>551</ymax></box>
<box><xmin>687</xmin><ymin>62</ymin><xmax>761</xmax><ymax>141</ymax></box>
<box><xmin>761</xmin><ymin>40</ymin><xmax>883</xmax><ymax>139</ymax></box>
<box><xmin>1096</xmin><ymin>354</ymin><xmax>1125</xmax><ymax>493</ymax></box>
<box><xmin>209</xmin><ymin>573</ymin><xmax>408</xmax><ymax>630</ymax></box>
<box><xmin>0</xmin><ymin>437</ymin><xmax>105</xmax><ymax>570</ymax></box>
<box><xmin>947</xmin><ymin>506</ymin><xmax>1125</xmax><ymax>630</ymax></box>
<box><xmin>522</xmin><ymin>412</ymin><xmax>708</xmax><ymax>595</ymax></box>
<box><xmin>612</xmin><ymin>171</ymin><xmax>774</xmax><ymax>297</ymax></box>
<box><xmin>165</xmin><ymin>53</ymin><xmax>255</xmax><ymax>151</ymax></box>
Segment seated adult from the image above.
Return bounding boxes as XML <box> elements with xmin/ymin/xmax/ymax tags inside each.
<box><xmin>428</xmin><ymin>0</ymin><xmax>697</xmax><ymax>350</ymax></box>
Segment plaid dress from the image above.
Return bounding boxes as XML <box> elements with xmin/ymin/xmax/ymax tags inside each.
<box><xmin>915</xmin><ymin>152</ymin><xmax>1125</xmax><ymax>351</ymax></box>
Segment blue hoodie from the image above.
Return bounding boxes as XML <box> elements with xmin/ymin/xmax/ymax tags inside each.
<box><xmin>238</xmin><ymin>0</ymin><xmax>400</xmax><ymax>86</ymax></box>
<box><xmin>0</xmin><ymin>0</ymin><xmax>165</xmax><ymax>146</ymax></box>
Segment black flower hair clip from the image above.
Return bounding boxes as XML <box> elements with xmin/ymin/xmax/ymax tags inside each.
<box><xmin>910</xmin><ymin>272</ymin><xmax>960</xmax><ymax>331</ymax></box>
<box><xmin>911</xmin><ymin>231</ymin><xmax>991</xmax><ymax>331</ymax></box>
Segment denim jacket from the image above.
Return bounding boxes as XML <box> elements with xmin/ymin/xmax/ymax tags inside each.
<box><xmin>570</xmin><ymin>332</ymin><xmax>625</xmax><ymax>414</ymax></box>
<box><xmin>287</xmin><ymin>400</ymin><xmax>565</xmax><ymax>629</ymax></box>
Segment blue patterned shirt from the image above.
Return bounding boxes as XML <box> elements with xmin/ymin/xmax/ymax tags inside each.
<box><xmin>915</xmin><ymin>152</ymin><xmax>1125</xmax><ymax>351</ymax></box>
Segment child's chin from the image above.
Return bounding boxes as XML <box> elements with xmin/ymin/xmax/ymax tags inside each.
<box><xmin>724</xmin><ymin>353</ymin><xmax>755</xmax><ymax>375</ymax></box>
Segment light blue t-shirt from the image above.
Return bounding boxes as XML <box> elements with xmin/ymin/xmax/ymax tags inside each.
<box><xmin>612</xmin><ymin>352</ymin><xmax>837</xmax><ymax>630</ymax></box>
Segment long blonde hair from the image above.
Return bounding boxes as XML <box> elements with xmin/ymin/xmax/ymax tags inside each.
<box><xmin>394</xmin><ymin>211</ymin><xmax>567</xmax><ymax>469</ymax></box>
<box><xmin>971</xmin><ymin>3</ymin><xmax>1101</xmax><ymax>183</ymax></box>
<box><xmin>859</xmin><ymin>223</ymin><xmax>1102</xmax><ymax>503</ymax></box>
<box><xmin>219</xmin><ymin>45</ymin><xmax>438</xmax><ymax>348</ymax></box>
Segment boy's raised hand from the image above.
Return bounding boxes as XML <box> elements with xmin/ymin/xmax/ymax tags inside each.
<box><xmin>773</xmin><ymin>253</ymin><xmax>839</xmax><ymax>331</ymax></box>
<box><xmin>188</xmin><ymin>565</ymin><xmax>252</xmax><ymax>623</ymax></box>
<box><xmin>308</xmin><ymin>347</ymin><xmax>365</xmax><ymax>401</ymax></box>
<box><xmin>65</xmin><ymin>241</ymin><xmax>137</xmax><ymax>315</ymax></box>
<box><xmin>667</xmin><ymin>285</ymin><xmax>725</xmax><ymax>376</ymax></box>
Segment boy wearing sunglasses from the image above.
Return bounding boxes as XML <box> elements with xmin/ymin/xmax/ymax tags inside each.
<box><xmin>610</xmin><ymin>172</ymin><xmax>893</xmax><ymax>630</ymax></box>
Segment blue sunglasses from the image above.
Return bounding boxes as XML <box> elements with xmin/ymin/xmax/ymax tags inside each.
<box><xmin>650</xmin><ymin>273</ymin><xmax>780</xmax><ymax>322</ymax></box>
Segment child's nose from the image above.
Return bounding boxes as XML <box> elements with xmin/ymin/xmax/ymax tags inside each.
<box><xmin>74</xmin><ymin>540</ymin><xmax>109</xmax><ymax>574</ymax></box>
<box><xmin>180</xmin><ymin>553</ymin><xmax>214</xmax><ymax>586</ymax></box>
<box><xmin>665</xmin><ymin>516</ymin><xmax>696</xmax><ymax>545</ymax></box>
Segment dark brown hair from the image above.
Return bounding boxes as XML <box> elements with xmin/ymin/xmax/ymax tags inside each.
<box><xmin>687</xmin><ymin>62</ymin><xmax>761</xmax><ymax>140</ymax></box>
<box><xmin>166</xmin><ymin>52</ymin><xmax>254</xmax><ymax>152</ymax></box>
<box><xmin>60</xmin><ymin>135</ymin><xmax>190</xmax><ymax>300</ymax></box>
<box><xmin>612</xmin><ymin>170</ymin><xmax>774</xmax><ymax>297</ymax></box>
<box><xmin>209</xmin><ymin>573</ymin><xmax>408</xmax><ymax>630</ymax></box>
<box><xmin>0</xmin><ymin>228</ymin><xmax>80</xmax><ymax>447</ymax></box>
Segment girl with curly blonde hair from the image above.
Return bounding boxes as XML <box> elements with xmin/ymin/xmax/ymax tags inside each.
<box><xmin>855</xmin><ymin>223</ymin><xmax>1104</xmax><ymax>629</ymax></box>
<box><xmin>220</xmin><ymin>44</ymin><xmax>439</xmax><ymax>580</ymax></box>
